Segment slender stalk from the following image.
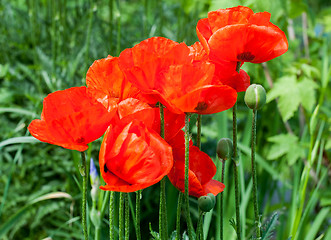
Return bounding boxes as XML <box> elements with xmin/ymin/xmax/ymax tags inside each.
<box><xmin>125</xmin><ymin>193</ymin><xmax>130</xmax><ymax>240</ymax></box>
<box><xmin>233</xmin><ymin>62</ymin><xmax>241</xmax><ymax>239</ymax></box>
<box><xmin>185</xmin><ymin>113</ymin><xmax>193</xmax><ymax>239</ymax></box>
<box><xmin>159</xmin><ymin>103</ymin><xmax>168</xmax><ymax>240</ymax></box>
<box><xmin>80</xmin><ymin>152</ymin><xmax>88</xmax><ymax>240</ymax></box>
<box><xmin>197</xmin><ymin>210</ymin><xmax>204</xmax><ymax>240</ymax></box>
<box><xmin>251</xmin><ymin>110</ymin><xmax>261</xmax><ymax>238</ymax></box>
<box><xmin>119</xmin><ymin>192</ymin><xmax>124</xmax><ymax>239</ymax></box>
<box><xmin>115</xmin><ymin>0</ymin><xmax>121</xmax><ymax>55</ymax></box>
<box><xmin>197</xmin><ymin>114</ymin><xmax>202</xmax><ymax>149</ymax></box>
<box><xmin>290</xmin><ymin>123</ymin><xmax>317</xmax><ymax>238</ymax></box>
<box><xmin>85</xmin><ymin>0</ymin><xmax>94</xmax><ymax>64</ymax></box>
<box><xmin>95</xmin><ymin>227</ymin><xmax>100</xmax><ymax>240</ymax></box>
<box><xmin>136</xmin><ymin>190</ymin><xmax>141</xmax><ymax>240</ymax></box>
<box><xmin>109</xmin><ymin>191</ymin><xmax>115</xmax><ymax>240</ymax></box>
<box><xmin>220</xmin><ymin>160</ymin><xmax>226</xmax><ymax>240</ymax></box>
<box><xmin>232</xmin><ymin>102</ymin><xmax>241</xmax><ymax>240</ymax></box>
<box><xmin>108</xmin><ymin>0</ymin><xmax>114</xmax><ymax>52</ymax></box>
<box><xmin>176</xmin><ymin>192</ymin><xmax>183</xmax><ymax>240</ymax></box>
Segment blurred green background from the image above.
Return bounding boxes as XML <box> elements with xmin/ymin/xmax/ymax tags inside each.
<box><xmin>0</xmin><ymin>0</ymin><xmax>330</xmax><ymax>239</ymax></box>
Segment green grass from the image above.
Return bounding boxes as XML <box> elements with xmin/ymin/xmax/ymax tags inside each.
<box><xmin>0</xmin><ymin>0</ymin><xmax>330</xmax><ymax>239</ymax></box>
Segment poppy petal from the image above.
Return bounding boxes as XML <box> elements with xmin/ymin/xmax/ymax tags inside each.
<box><xmin>171</xmin><ymin>85</ymin><xmax>237</xmax><ymax>114</ymax></box>
<box><xmin>207</xmin><ymin>6</ymin><xmax>253</xmax><ymax>32</ymax></box>
<box><xmin>100</xmin><ymin>120</ymin><xmax>173</xmax><ymax>192</ymax></box>
<box><xmin>208</xmin><ymin>24</ymin><xmax>288</xmax><ymax>63</ymax></box>
<box><xmin>28</xmin><ymin>86</ymin><xmax>115</xmax><ymax>151</ymax></box>
<box><xmin>203</xmin><ymin>179</ymin><xmax>225</xmax><ymax>196</ymax></box>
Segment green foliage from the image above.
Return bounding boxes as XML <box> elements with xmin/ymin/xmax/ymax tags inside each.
<box><xmin>267</xmin><ymin>74</ymin><xmax>318</xmax><ymax>122</ymax></box>
<box><xmin>267</xmin><ymin>134</ymin><xmax>305</xmax><ymax>165</ymax></box>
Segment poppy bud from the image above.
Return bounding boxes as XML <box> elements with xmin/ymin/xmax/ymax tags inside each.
<box><xmin>198</xmin><ymin>195</ymin><xmax>215</xmax><ymax>212</ymax></box>
<box><xmin>90</xmin><ymin>208</ymin><xmax>101</xmax><ymax>227</ymax></box>
<box><xmin>244</xmin><ymin>84</ymin><xmax>266</xmax><ymax>110</ymax></box>
<box><xmin>216</xmin><ymin>138</ymin><xmax>233</xmax><ymax>160</ymax></box>
<box><xmin>207</xmin><ymin>193</ymin><xmax>216</xmax><ymax>206</ymax></box>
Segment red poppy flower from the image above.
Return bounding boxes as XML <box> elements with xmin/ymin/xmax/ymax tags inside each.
<box><xmin>28</xmin><ymin>86</ymin><xmax>116</xmax><ymax>151</ymax></box>
<box><xmin>190</xmin><ymin>41</ymin><xmax>250</xmax><ymax>92</ymax></box>
<box><xmin>119</xmin><ymin>37</ymin><xmax>237</xmax><ymax>115</ymax></box>
<box><xmin>167</xmin><ymin>131</ymin><xmax>225</xmax><ymax>198</ymax></box>
<box><xmin>99</xmin><ymin>120</ymin><xmax>173</xmax><ymax>192</ymax></box>
<box><xmin>196</xmin><ymin>6</ymin><xmax>288</xmax><ymax>63</ymax></box>
<box><xmin>86</xmin><ymin>55</ymin><xmax>141</xmax><ymax>110</ymax></box>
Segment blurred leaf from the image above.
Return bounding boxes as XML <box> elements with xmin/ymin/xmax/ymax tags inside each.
<box><xmin>0</xmin><ymin>136</ymin><xmax>40</xmax><ymax>148</ymax></box>
<box><xmin>297</xmin><ymin>77</ymin><xmax>319</xmax><ymax>112</ymax></box>
<box><xmin>287</xmin><ymin>0</ymin><xmax>307</xmax><ymax>18</ymax></box>
<box><xmin>261</xmin><ymin>212</ymin><xmax>278</xmax><ymax>240</ymax></box>
<box><xmin>304</xmin><ymin>207</ymin><xmax>330</xmax><ymax>240</ymax></box>
<box><xmin>267</xmin><ymin>134</ymin><xmax>305</xmax><ymax>165</ymax></box>
<box><xmin>267</xmin><ymin>75</ymin><xmax>318</xmax><ymax>121</ymax></box>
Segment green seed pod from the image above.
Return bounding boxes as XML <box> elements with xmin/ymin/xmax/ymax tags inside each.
<box><xmin>198</xmin><ymin>195</ymin><xmax>215</xmax><ymax>212</ymax></box>
<box><xmin>244</xmin><ymin>84</ymin><xmax>267</xmax><ymax>110</ymax></box>
<box><xmin>207</xmin><ymin>193</ymin><xmax>216</xmax><ymax>206</ymax></box>
<box><xmin>216</xmin><ymin>138</ymin><xmax>233</xmax><ymax>160</ymax></box>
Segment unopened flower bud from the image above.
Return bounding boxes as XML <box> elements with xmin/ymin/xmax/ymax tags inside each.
<box><xmin>90</xmin><ymin>208</ymin><xmax>101</xmax><ymax>227</ymax></box>
<box><xmin>90</xmin><ymin>158</ymin><xmax>99</xmax><ymax>186</ymax></box>
<box><xmin>216</xmin><ymin>138</ymin><xmax>233</xmax><ymax>160</ymax></box>
<box><xmin>198</xmin><ymin>195</ymin><xmax>215</xmax><ymax>212</ymax></box>
<box><xmin>207</xmin><ymin>193</ymin><xmax>216</xmax><ymax>206</ymax></box>
<box><xmin>244</xmin><ymin>84</ymin><xmax>266</xmax><ymax>110</ymax></box>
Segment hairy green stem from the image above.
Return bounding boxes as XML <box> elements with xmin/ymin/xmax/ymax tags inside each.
<box><xmin>136</xmin><ymin>190</ymin><xmax>141</xmax><ymax>240</ymax></box>
<box><xmin>95</xmin><ymin>227</ymin><xmax>100</xmax><ymax>240</ymax></box>
<box><xmin>125</xmin><ymin>193</ymin><xmax>130</xmax><ymax>240</ymax></box>
<box><xmin>197</xmin><ymin>114</ymin><xmax>202</xmax><ymax>149</ymax></box>
<box><xmin>185</xmin><ymin>113</ymin><xmax>193</xmax><ymax>239</ymax></box>
<box><xmin>251</xmin><ymin>110</ymin><xmax>261</xmax><ymax>238</ymax></box>
<box><xmin>80</xmin><ymin>152</ymin><xmax>88</xmax><ymax>240</ymax></box>
<box><xmin>197</xmin><ymin>210</ymin><xmax>204</xmax><ymax>240</ymax></box>
<box><xmin>119</xmin><ymin>192</ymin><xmax>124</xmax><ymax>239</ymax></box>
<box><xmin>220</xmin><ymin>160</ymin><xmax>225</xmax><ymax>240</ymax></box>
<box><xmin>115</xmin><ymin>0</ymin><xmax>121</xmax><ymax>55</ymax></box>
<box><xmin>176</xmin><ymin>192</ymin><xmax>183</xmax><ymax>240</ymax></box>
<box><xmin>159</xmin><ymin>103</ymin><xmax>168</xmax><ymax>240</ymax></box>
<box><xmin>109</xmin><ymin>191</ymin><xmax>115</xmax><ymax>240</ymax></box>
<box><xmin>232</xmin><ymin>102</ymin><xmax>241</xmax><ymax>240</ymax></box>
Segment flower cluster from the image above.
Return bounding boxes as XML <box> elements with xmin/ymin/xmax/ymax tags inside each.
<box><xmin>28</xmin><ymin>6</ymin><xmax>288</xmax><ymax>198</ymax></box>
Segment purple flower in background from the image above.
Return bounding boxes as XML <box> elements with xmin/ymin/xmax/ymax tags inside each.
<box><xmin>90</xmin><ymin>158</ymin><xmax>99</xmax><ymax>186</ymax></box>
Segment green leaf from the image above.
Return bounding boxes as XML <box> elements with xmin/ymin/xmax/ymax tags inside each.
<box><xmin>304</xmin><ymin>207</ymin><xmax>330</xmax><ymax>240</ymax></box>
<box><xmin>297</xmin><ymin>77</ymin><xmax>318</xmax><ymax>112</ymax></box>
<box><xmin>149</xmin><ymin>223</ymin><xmax>160</xmax><ymax>240</ymax></box>
<box><xmin>267</xmin><ymin>134</ymin><xmax>305</xmax><ymax>165</ymax></box>
<box><xmin>267</xmin><ymin>74</ymin><xmax>318</xmax><ymax>121</ymax></box>
<box><xmin>261</xmin><ymin>212</ymin><xmax>278</xmax><ymax>240</ymax></box>
<box><xmin>0</xmin><ymin>136</ymin><xmax>40</xmax><ymax>149</ymax></box>
<box><xmin>267</xmin><ymin>75</ymin><xmax>300</xmax><ymax>121</ymax></box>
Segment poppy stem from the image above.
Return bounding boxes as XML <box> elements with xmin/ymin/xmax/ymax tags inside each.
<box><xmin>159</xmin><ymin>103</ymin><xmax>168</xmax><ymax>240</ymax></box>
<box><xmin>125</xmin><ymin>193</ymin><xmax>130</xmax><ymax>240</ymax></box>
<box><xmin>220</xmin><ymin>159</ymin><xmax>225</xmax><ymax>240</ymax></box>
<box><xmin>109</xmin><ymin>191</ymin><xmax>115</xmax><ymax>240</ymax></box>
<box><xmin>119</xmin><ymin>192</ymin><xmax>124</xmax><ymax>239</ymax></box>
<box><xmin>232</xmin><ymin>102</ymin><xmax>241</xmax><ymax>240</ymax></box>
<box><xmin>176</xmin><ymin>192</ymin><xmax>183</xmax><ymax>240</ymax></box>
<box><xmin>80</xmin><ymin>151</ymin><xmax>88</xmax><ymax>240</ymax></box>
<box><xmin>251</xmin><ymin>109</ymin><xmax>261</xmax><ymax>239</ymax></box>
<box><xmin>197</xmin><ymin>114</ymin><xmax>202</xmax><ymax>149</ymax></box>
<box><xmin>136</xmin><ymin>190</ymin><xmax>141</xmax><ymax>240</ymax></box>
<box><xmin>185</xmin><ymin>113</ymin><xmax>193</xmax><ymax>239</ymax></box>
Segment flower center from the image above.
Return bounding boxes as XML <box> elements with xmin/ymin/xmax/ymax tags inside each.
<box><xmin>237</xmin><ymin>52</ymin><xmax>255</xmax><ymax>61</ymax></box>
<box><xmin>104</xmin><ymin>164</ymin><xmax>108</xmax><ymax>173</ymax></box>
<box><xmin>76</xmin><ymin>137</ymin><xmax>85</xmax><ymax>143</ymax></box>
<box><xmin>194</xmin><ymin>102</ymin><xmax>208</xmax><ymax>111</ymax></box>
